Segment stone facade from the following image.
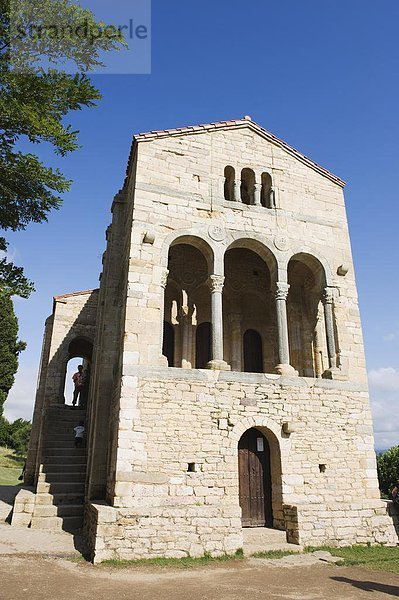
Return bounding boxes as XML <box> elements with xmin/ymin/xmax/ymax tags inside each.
<box><xmin>25</xmin><ymin>118</ymin><xmax>397</xmax><ymax>561</ymax></box>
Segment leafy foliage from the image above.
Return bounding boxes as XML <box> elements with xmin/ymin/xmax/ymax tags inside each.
<box><xmin>0</xmin><ymin>0</ymin><xmax>125</xmax><ymax>295</ymax></box>
<box><xmin>0</xmin><ymin>415</ymin><xmax>31</xmax><ymax>456</ymax></box>
<box><xmin>377</xmin><ymin>446</ymin><xmax>399</xmax><ymax>497</ymax></box>
<box><xmin>0</xmin><ymin>291</ymin><xmax>25</xmax><ymax>414</ymax></box>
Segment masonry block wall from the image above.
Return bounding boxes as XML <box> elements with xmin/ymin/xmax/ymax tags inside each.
<box><xmin>26</xmin><ymin>118</ymin><xmax>396</xmax><ymax>560</ymax></box>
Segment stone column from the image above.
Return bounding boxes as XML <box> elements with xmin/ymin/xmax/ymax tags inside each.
<box><xmin>269</xmin><ymin>187</ymin><xmax>276</xmax><ymax>208</ymax></box>
<box><xmin>254</xmin><ymin>183</ymin><xmax>262</xmax><ymax>206</ymax></box>
<box><xmin>313</xmin><ymin>307</ymin><xmax>325</xmax><ymax>378</ymax></box>
<box><xmin>159</xmin><ymin>269</ymin><xmax>169</xmax><ymax>365</ymax></box>
<box><xmin>233</xmin><ymin>178</ymin><xmax>241</xmax><ymax>202</ymax></box>
<box><xmin>229</xmin><ymin>313</ymin><xmax>242</xmax><ymax>371</ymax></box>
<box><xmin>181</xmin><ymin>305</ymin><xmax>195</xmax><ymax>369</ymax></box>
<box><xmin>274</xmin><ymin>282</ymin><xmax>297</xmax><ymax>376</ymax></box>
<box><xmin>322</xmin><ymin>287</ymin><xmax>338</xmax><ymax>377</ymax></box>
<box><xmin>207</xmin><ymin>275</ymin><xmax>230</xmax><ymax>370</ymax></box>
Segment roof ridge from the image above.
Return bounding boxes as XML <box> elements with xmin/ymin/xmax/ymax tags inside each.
<box><xmin>54</xmin><ymin>289</ymin><xmax>99</xmax><ymax>300</ymax></box>
<box><xmin>130</xmin><ymin>117</ymin><xmax>345</xmax><ymax>187</ymax></box>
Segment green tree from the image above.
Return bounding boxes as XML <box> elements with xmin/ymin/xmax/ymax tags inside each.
<box><xmin>377</xmin><ymin>446</ymin><xmax>399</xmax><ymax>498</ymax></box>
<box><xmin>0</xmin><ymin>291</ymin><xmax>25</xmax><ymax>414</ymax></box>
<box><xmin>0</xmin><ymin>0</ymin><xmax>126</xmax><ymax>294</ymax></box>
<box><xmin>0</xmin><ymin>414</ymin><xmax>31</xmax><ymax>455</ymax></box>
<box><xmin>0</xmin><ymin>0</ymin><xmax>125</xmax><ymax>413</ymax></box>
<box><xmin>8</xmin><ymin>417</ymin><xmax>31</xmax><ymax>455</ymax></box>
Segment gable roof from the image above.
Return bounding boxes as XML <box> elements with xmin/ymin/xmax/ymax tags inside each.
<box><xmin>129</xmin><ymin>117</ymin><xmax>345</xmax><ymax>187</ymax></box>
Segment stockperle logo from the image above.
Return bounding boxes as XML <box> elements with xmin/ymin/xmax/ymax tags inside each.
<box><xmin>8</xmin><ymin>0</ymin><xmax>151</xmax><ymax>75</ymax></box>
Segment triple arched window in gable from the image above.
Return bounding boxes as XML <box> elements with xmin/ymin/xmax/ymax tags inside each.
<box><xmin>223</xmin><ymin>167</ymin><xmax>275</xmax><ymax>208</ymax></box>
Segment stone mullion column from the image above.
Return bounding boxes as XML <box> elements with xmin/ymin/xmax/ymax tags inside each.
<box><xmin>274</xmin><ymin>282</ymin><xmax>296</xmax><ymax>376</ymax></box>
<box><xmin>313</xmin><ymin>308</ymin><xmax>325</xmax><ymax>378</ymax></box>
<box><xmin>181</xmin><ymin>305</ymin><xmax>194</xmax><ymax>369</ymax></box>
<box><xmin>254</xmin><ymin>183</ymin><xmax>262</xmax><ymax>206</ymax></box>
<box><xmin>159</xmin><ymin>269</ymin><xmax>169</xmax><ymax>364</ymax></box>
<box><xmin>323</xmin><ymin>287</ymin><xmax>337</xmax><ymax>371</ymax></box>
<box><xmin>229</xmin><ymin>313</ymin><xmax>242</xmax><ymax>372</ymax></box>
<box><xmin>233</xmin><ymin>179</ymin><xmax>241</xmax><ymax>202</ymax></box>
<box><xmin>207</xmin><ymin>275</ymin><xmax>230</xmax><ymax>370</ymax></box>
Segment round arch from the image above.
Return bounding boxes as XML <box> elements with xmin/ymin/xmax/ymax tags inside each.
<box><xmin>161</xmin><ymin>231</ymin><xmax>216</xmax><ymax>272</ymax></box>
<box><xmin>68</xmin><ymin>336</ymin><xmax>93</xmax><ymax>361</ymax></box>
<box><xmin>231</xmin><ymin>417</ymin><xmax>287</xmax><ymax>531</ymax></box>
<box><xmin>225</xmin><ymin>236</ymin><xmax>278</xmax><ymax>278</ymax></box>
<box><xmin>285</xmin><ymin>251</ymin><xmax>332</xmax><ymax>287</ymax></box>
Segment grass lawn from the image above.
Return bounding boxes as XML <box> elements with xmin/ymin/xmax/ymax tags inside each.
<box><xmin>306</xmin><ymin>545</ymin><xmax>399</xmax><ymax>574</ymax></box>
<box><xmin>0</xmin><ymin>447</ymin><xmax>24</xmax><ymax>486</ymax></box>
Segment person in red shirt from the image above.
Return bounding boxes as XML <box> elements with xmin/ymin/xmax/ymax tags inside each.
<box><xmin>72</xmin><ymin>365</ymin><xmax>86</xmax><ymax>407</ymax></box>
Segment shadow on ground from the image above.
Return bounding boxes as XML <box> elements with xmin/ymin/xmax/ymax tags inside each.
<box><xmin>332</xmin><ymin>576</ymin><xmax>399</xmax><ymax>597</ymax></box>
<box><xmin>0</xmin><ymin>484</ymin><xmax>21</xmax><ymax>522</ymax></box>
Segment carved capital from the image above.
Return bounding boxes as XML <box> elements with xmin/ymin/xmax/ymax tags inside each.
<box><xmin>160</xmin><ymin>269</ymin><xmax>169</xmax><ymax>289</ymax></box>
<box><xmin>208</xmin><ymin>275</ymin><xmax>224</xmax><ymax>293</ymax></box>
<box><xmin>323</xmin><ymin>287</ymin><xmax>334</xmax><ymax>305</ymax></box>
<box><xmin>275</xmin><ymin>282</ymin><xmax>290</xmax><ymax>301</ymax></box>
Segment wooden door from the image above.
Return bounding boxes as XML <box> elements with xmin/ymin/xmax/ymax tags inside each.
<box><xmin>238</xmin><ymin>428</ymin><xmax>273</xmax><ymax>527</ymax></box>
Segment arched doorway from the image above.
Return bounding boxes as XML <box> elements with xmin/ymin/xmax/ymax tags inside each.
<box><xmin>243</xmin><ymin>329</ymin><xmax>263</xmax><ymax>373</ymax></box>
<box><xmin>238</xmin><ymin>428</ymin><xmax>273</xmax><ymax>527</ymax></box>
<box><xmin>63</xmin><ymin>337</ymin><xmax>93</xmax><ymax>407</ymax></box>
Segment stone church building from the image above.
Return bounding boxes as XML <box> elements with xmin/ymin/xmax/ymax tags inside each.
<box><xmin>21</xmin><ymin>117</ymin><xmax>396</xmax><ymax>561</ymax></box>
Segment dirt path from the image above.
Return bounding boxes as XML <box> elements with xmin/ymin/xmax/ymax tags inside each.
<box><xmin>1</xmin><ymin>554</ymin><xmax>398</xmax><ymax>600</ymax></box>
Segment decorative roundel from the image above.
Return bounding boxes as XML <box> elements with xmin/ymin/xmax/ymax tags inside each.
<box><xmin>208</xmin><ymin>225</ymin><xmax>226</xmax><ymax>242</ymax></box>
<box><xmin>273</xmin><ymin>234</ymin><xmax>289</xmax><ymax>252</ymax></box>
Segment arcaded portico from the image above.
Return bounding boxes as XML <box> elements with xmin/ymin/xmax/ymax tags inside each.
<box><xmin>23</xmin><ymin>117</ymin><xmax>397</xmax><ymax>560</ymax></box>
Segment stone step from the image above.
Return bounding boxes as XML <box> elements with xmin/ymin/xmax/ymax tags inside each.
<box><xmin>45</xmin><ymin>425</ymin><xmax>86</xmax><ymax>433</ymax></box>
<box><xmin>47</xmin><ymin>405</ymin><xmax>86</xmax><ymax>413</ymax></box>
<box><xmin>45</xmin><ymin>436</ymin><xmax>81</xmax><ymax>444</ymax></box>
<box><xmin>35</xmin><ymin>492</ymin><xmax>84</xmax><ymax>506</ymax></box>
<box><xmin>40</xmin><ymin>471</ymin><xmax>86</xmax><ymax>484</ymax></box>
<box><xmin>31</xmin><ymin>514</ymin><xmax>83</xmax><ymax>532</ymax></box>
<box><xmin>42</xmin><ymin>454</ymin><xmax>86</xmax><ymax>465</ymax></box>
<box><xmin>33</xmin><ymin>503</ymin><xmax>84</xmax><ymax>518</ymax></box>
<box><xmin>62</xmin><ymin>515</ymin><xmax>83</xmax><ymax>532</ymax></box>
<box><xmin>42</xmin><ymin>462</ymin><xmax>86</xmax><ymax>474</ymax></box>
<box><xmin>37</xmin><ymin>481</ymin><xmax>84</xmax><ymax>495</ymax></box>
<box><xmin>43</xmin><ymin>447</ymin><xmax>86</xmax><ymax>456</ymax></box>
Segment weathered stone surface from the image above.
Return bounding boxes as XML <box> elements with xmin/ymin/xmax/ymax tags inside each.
<box><xmin>24</xmin><ymin>119</ymin><xmax>397</xmax><ymax>561</ymax></box>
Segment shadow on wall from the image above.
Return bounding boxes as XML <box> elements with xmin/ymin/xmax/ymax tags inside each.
<box><xmin>25</xmin><ymin>290</ymin><xmax>98</xmax><ymax>486</ymax></box>
<box><xmin>387</xmin><ymin>500</ymin><xmax>399</xmax><ymax>540</ymax></box>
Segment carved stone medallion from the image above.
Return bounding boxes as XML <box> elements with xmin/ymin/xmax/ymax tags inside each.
<box><xmin>208</xmin><ymin>225</ymin><xmax>226</xmax><ymax>242</ymax></box>
<box><xmin>273</xmin><ymin>234</ymin><xmax>289</xmax><ymax>252</ymax></box>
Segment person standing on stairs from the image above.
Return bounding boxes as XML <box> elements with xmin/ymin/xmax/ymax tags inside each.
<box><xmin>74</xmin><ymin>420</ymin><xmax>85</xmax><ymax>448</ymax></box>
<box><xmin>72</xmin><ymin>365</ymin><xmax>86</xmax><ymax>407</ymax></box>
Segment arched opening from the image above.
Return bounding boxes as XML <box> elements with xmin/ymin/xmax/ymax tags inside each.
<box><xmin>223</xmin><ymin>243</ymin><xmax>277</xmax><ymax>372</ymax></box>
<box><xmin>240</xmin><ymin>168</ymin><xmax>255</xmax><ymax>205</ymax></box>
<box><xmin>164</xmin><ymin>242</ymin><xmax>211</xmax><ymax>368</ymax></box>
<box><xmin>195</xmin><ymin>321</ymin><xmax>211</xmax><ymax>368</ymax></box>
<box><xmin>63</xmin><ymin>337</ymin><xmax>93</xmax><ymax>407</ymax></box>
<box><xmin>224</xmin><ymin>165</ymin><xmax>235</xmax><ymax>201</ymax></box>
<box><xmin>162</xmin><ymin>321</ymin><xmax>175</xmax><ymax>367</ymax></box>
<box><xmin>243</xmin><ymin>329</ymin><xmax>263</xmax><ymax>373</ymax></box>
<box><xmin>261</xmin><ymin>172</ymin><xmax>273</xmax><ymax>208</ymax></box>
<box><xmin>238</xmin><ymin>428</ymin><xmax>273</xmax><ymax>527</ymax></box>
<box><xmin>287</xmin><ymin>254</ymin><xmax>327</xmax><ymax>377</ymax></box>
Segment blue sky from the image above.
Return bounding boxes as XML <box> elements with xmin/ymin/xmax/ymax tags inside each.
<box><xmin>3</xmin><ymin>0</ymin><xmax>399</xmax><ymax>450</ymax></box>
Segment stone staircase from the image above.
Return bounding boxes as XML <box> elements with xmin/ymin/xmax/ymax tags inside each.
<box><xmin>31</xmin><ymin>406</ymin><xmax>87</xmax><ymax>533</ymax></box>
